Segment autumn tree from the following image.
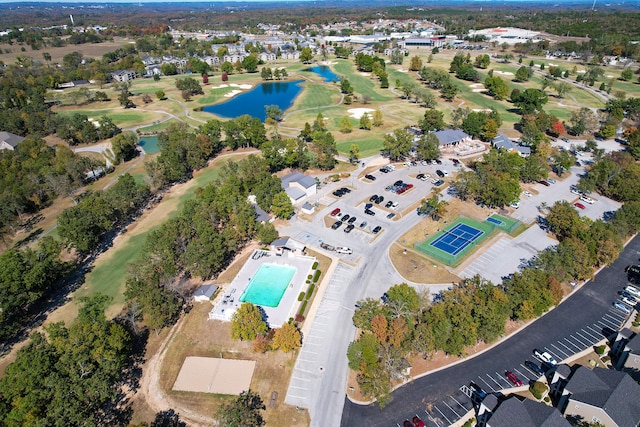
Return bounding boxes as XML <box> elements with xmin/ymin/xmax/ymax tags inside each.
<box><xmin>215</xmin><ymin>390</ymin><xmax>266</xmax><ymax>427</ymax></box>
<box><xmin>272</xmin><ymin>322</ymin><xmax>301</xmax><ymax>352</ymax></box>
<box><xmin>231</xmin><ymin>303</ymin><xmax>268</xmax><ymax>341</ymax></box>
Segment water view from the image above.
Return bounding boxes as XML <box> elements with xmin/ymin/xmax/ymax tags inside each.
<box><xmin>138</xmin><ymin>135</ymin><xmax>160</xmax><ymax>154</ymax></box>
<box><xmin>203</xmin><ymin>80</ymin><xmax>304</xmax><ymax>121</ymax></box>
<box><xmin>304</xmin><ymin>65</ymin><xmax>340</xmax><ymax>82</ymax></box>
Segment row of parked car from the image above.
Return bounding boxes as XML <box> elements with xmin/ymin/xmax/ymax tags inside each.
<box><xmin>613</xmin><ymin>283</ymin><xmax>640</xmax><ymax>315</ymax></box>
<box><xmin>385</xmin><ymin>180</ymin><xmax>414</xmax><ymax>195</ymax></box>
<box><xmin>329</xmin><ymin>208</ymin><xmax>382</xmax><ymax>234</ymax></box>
<box><xmin>401</xmin><ymin>416</ymin><xmax>425</xmax><ymax>427</ymax></box>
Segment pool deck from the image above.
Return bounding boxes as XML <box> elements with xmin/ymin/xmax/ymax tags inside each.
<box><xmin>208</xmin><ymin>249</ymin><xmax>316</xmax><ymax>328</ymax></box>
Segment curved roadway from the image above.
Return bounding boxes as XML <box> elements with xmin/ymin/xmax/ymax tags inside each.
<box><xmin>340</xmin><ymin>233</ymin><xmax>640</xmax><ymax>426</ymax></box>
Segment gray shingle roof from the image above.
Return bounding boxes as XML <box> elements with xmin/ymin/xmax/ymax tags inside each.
<box><xmin>492</xmin><ymin>132</ymin><xmax>531</xmax><ymax>155</ymax></box>
<box><xmin>626</xmin><ymin>333</ymin><xmax>640</xmax><ymax>353</ymax></box>
<box><xmin>281</xmin><ymin>172</ymin><xmax>316</xmax><ymax>189</ymax></box>
<box><xmin>487</xmin><ymin>396</ymin><xmax>570</xmax><ymax>427</ymax></box>
<box><xmin>434</xmin><ymin>129</ymin><xmax>469</xmax><ymax>146</ymax></box>
<box><xmin>567</xmin><ymin>366</ymin><xmax>640</xmax><ymax>427</ymax></box>
<box><xmin>0</xmin><ymin>131</ymin><xmax>25</xmax><ymax>148</ymax></box>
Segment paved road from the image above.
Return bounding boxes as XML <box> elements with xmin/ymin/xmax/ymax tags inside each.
<box><xmin>340</xmin><ymin>233</ymin><xmax>640</xmax><ymax>427</ymax></box>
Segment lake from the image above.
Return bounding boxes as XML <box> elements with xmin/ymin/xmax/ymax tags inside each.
<box><xmin>138</xmin><ymin>135</ymin><xmax>160</xmax><ymax>154</ymax></box>
<box><xmin>304</xmin><ymin>65</ymin><xmax>340</xmax><ymax>82</ymax></box>
<box><xmin>203</xmin><ymin>80</ymin><xmax>304</xmax><ymax>122</ymax></box>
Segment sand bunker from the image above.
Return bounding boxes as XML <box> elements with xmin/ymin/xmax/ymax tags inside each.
<box><xmin>348</xmin><ymin>108</ymin><xmax>376</xmax><ymax>119</ymax></box>
<box><xmin>469</xmin><ymin>83</ymin><xmax>483</xmax><ymax>88</ymax></box>
<box><xmin>238</xmin><ymin>84</ymin><xmax>252</xmax><ymax>89</ymax></box>
<box><xmin>224</xmin><ymin>90</ymin><xmax>242</xmax><ymax>98</ymax></box>
<box><xmin>472</xmin><ymin>89</ymin><xmax>484</xmax><ymax>92</ymax></box>
<box><xmin>495</xmin><ymin>71</ymin><xmax>514</xmax><ymax>76</ymax></box>
<box><xmin>173</xmin><ymin>357</ymin><xmax>256</xmax><ymax>395</ymax></box>
<box><xmin>211</xmin><ymin>84</ymin><xmax>229</xmax><ymax>89</ymax></box>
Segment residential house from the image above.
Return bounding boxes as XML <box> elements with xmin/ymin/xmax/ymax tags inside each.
<box><xmin>280</xmin><ymin>50</ymin><xmax>300</xmax><ymax>60</ymax></box>
<box><xmin>223</xmin><ymin>53</ymin><xmax>246</xmax><ymax>64</ymax></box>
<box><xmin>280</xmin><ymin>172</ymin><xmax>317</xmax><ymax>205</ymax></box>
<box><xmin>145</xmin><ymin>64</ymin><xmax>162</xmax><ymax>77</ymax></box>
<box><xmin>477</xmin><ymin>394</ymin><xmax>570</xmax><ymax>427</ymax></box>
<box><xmin>0</xmin><ymin>131</ymin><xmax>25</xmax><ymax>151</ymax></box>
<box><xmin>611</xmin><ymin>328</ymin><xmax>640</xmax><ymax>371</ymax></box>
<box><xmin>301</xmin><ymin>202</ymin><xmax>315</xmax><ymax>215</ymax></box>
<box><xmin>202</xmin><ymin>55</ymin><xmax>220</xmax><ymax>66</ymax></box>
<box><xmin>383</xmin><ymin>47</ymin><xmax>409</xmax><ymax>56</ymax></box>
<box><xmin>552</xmin><ymin>365</ymin><xmax>640</xmax><ymax>427</ymax></box>
<box><xmin>57</xmin><ymin>79</ymin><xmax>90</xmax><ymax>89</ymax></box>
<box><xmin>110</xmin><ymin>70</ymin><xmax>137</xmax><ymax>82</ymax></box>
<box><xmin>492</xmin><ymin>133</ymin><xmax>531</xmax><ymax>157</ymax></box>
<box><xmin>259</xmin><ymin>52</ymin><xmax>277</xmax><ymax>62</ymax></box>
<box><xmin>433</xmin><ymin>129</ymin><xmax>472</xmax><ymax>148</ymax></box>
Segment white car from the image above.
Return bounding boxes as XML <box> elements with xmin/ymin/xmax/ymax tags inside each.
<box><xmin>571</xmin><ymin>187</ymin><xmax>581</xmax><ymax>195</ymax></box>
<box><xmin>580</xmin><ymin>195</ymin><xmax>595</xmax><ymax>204</ymax></box>
<box><xmin>336</xmin><ymin>247</ymin><xmax>352</xmax><ymax>255</ymax></box>
<box><xmin>391</xmin><ymin>202</ymin><xmax>399</xmax><ymax>210</ymax></box>
<box><xmin>625</xmin><ymin>285</ymin><xmax>640</xmax><ymax>299</ymax></box>
<box><xmin>522</xmin><ymin>191</ymin><xmax>532</xmax><ymax>197</ymax></box>
<box><xmin>510</xmin><ymin>201</ymin><xmax>520</xmax><ymax>209</ymax></box>
<box><xmin>620</xmin><ymin>296</ymin><xmax>638</xmax><ymax>308</ymax></box>
<box><xmin>533</xmin><ymin>349</ymin><xmax>557</xmax><ymax>365</ymax></box>
<box><xmin>614</xmin><ymin>301</ymin><xmax>632</xmax><ymax>314</ymax></box>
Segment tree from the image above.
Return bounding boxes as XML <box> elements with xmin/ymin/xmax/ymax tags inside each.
<box><xmin>271</xmin><ymin>191</ymin><xmax>294</xmax><ymax>219</ymax></box>
<box><xmin>621</xmin><ymin>68</ymin><xmax>633</xmax><ymax>81</ymax></box>
<box><xmin>570</xmin><ymin>107</ymin><xmax>600</xmax><ymax>136</ymax></box>
<box><xmin>242</xmin><ymin>54</ymin><xmax>259</xmax><ymax>73</ymax></box>
<box><xmin>272</xmin><ymin>322</ymin><xmax>301</xmax><ymax>352</ymax></box>
<box><xmin>511</xmin><ymin>88</ymin><xmax>548</xmax><ymax>114</ymax></box>
<box><xmin>349</xmin><ymin>144</ymin><xmax>360</xmax><ymax>163</ymax></box>
<box><xmin>214</xmin><ymin>390</ymin><xmax>266</xmax><ymax>427</ymax></box>
<box><xmin>416</xmin><ymin>133</ymin><xmax>440</xmax><ymax>161</ymax></box>
<box><xmin>409</xmin><ymin>55</ymin><xmax>423</xmax><ymax>71</ymax></box>
<box><xmin>155</xmin><ymin>89</ymin><xmax>166</xmax><ymax>100</ymax></box>
<box><xmin>554</xmin><ymin>81</ymin><xmax>573</xmax><ymax>98</ymax></box>
<box><xmin>359</xmin><ymin>112</ymin><xmax>372</xmax><ymax>130</ymax></box>
<box><xmin>421</xmin><ymin>191</ymin><xmax>449</xmax><ymax>220</ymax></box>
<box><xmin>231</xmin><ymin>303</ymin><xmax>268</xmax><ymax>341</ymax></box>
<box><xmin>300</xmin><ymin>47</ymin><xmax>314</xmax><ymax>63</ymax></box>
<box><xmin>372</xmin><ymin>109</ymin><xmax>383</xmax><ymax>127</ymax></box>
<box><xmin>419</xmin><ymin>109</ymin><xmax>445</xmax><ymax>132</ymax></box>
<box><xmin>340</xmin><ymin>78</ymin><xmax>353</xmax><ymax>94</ymax></box>
<box><xmin>265</xmin><ymin>105</ymin><xmax>282</xmax><ymax>121</ymax></box>
<box><xmin>340</xmin><ymin>116</ymin><xmax>353</xmax><ymax>133</ymax></box>
<box><xmin>550</xmin><ymin>121</ymin><xmax>566</xmax><ymax>137</ymax></box>
<box><xmin>484</xmin><ymin>76</ymin><xmax>510</xmax><ymax>100</ymax></box>
<box><xmin>382</xmin><ymin>128</ymin><xmax>413</xmax><ymax>161</ymax></box>
<box><xmin>256</xmin><ymin>222</ymin><xmax>278</xmax><ymax>244</ymax></box>
<box><xmin>111</xmin><ymin>131</ymin><xmax>138</xmax><ymax>163</ymax></box>
<box><xmin>175</xmin><ymin>77</ymin><xmax>203</xmax><ymax>96</ymax></box>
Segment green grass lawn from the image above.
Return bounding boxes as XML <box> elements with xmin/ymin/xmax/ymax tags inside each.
<box><xmin>333</xmin><ymin>60</ymin><xmax>392</xmax><ymax>102</ymax></box>
<box><xmin>336</xmin><ymin>135</ymin><xmax>384</xmax><ymax>158</ymax></box>
<box><xmin>294</xmin><ymin>82</ymin><xmax>340</xmax><ymax>110</ymax></box>
<box><xmin>137</xmin><ymin>119</ymin><xmax>180</xmax><ymax>133</ymax></box>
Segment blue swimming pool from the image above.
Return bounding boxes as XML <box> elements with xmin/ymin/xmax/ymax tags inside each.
<box><xmin>240</xmin><ymin>263</ymin><xmax>296</xmax><ymax>307</ymax></box>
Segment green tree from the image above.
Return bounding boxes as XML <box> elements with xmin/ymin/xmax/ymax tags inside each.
<box><xmin>511</xmin><ymin>88</ymin><xmax>548</xmax><ymax>114</ymax></box>
<box><xmin>359</xmin><ymin>112</ymin><xmax>372</xmax><ymax>130</ymax></box>
<box><xmin>214</xmin><ymin>390</ymin><xmax>266</xmax><ymax>427</ymax></box>
<box><xmin>419</xmin><ymin>109</ymin><xmax>445</xmax><ymax>132</ymax></box>
<box><xmin>514</xmin><ymin>66</ymin><xmax>532</xmax><ymax>82</ymax></box>
<box><xmin>155</xmin><ymin>89</ymin><xmax>166</xmax><ymax>100</ymax></box>
<box><xmin>340</xmin><ymin>78</ymin><xmax>353</xmax><ymax>94</ymax></box>
<box><xmin>256</xmin><ymin>222</ymin><xmax>278</xmax><ymax>244</ymax></box>
<box><xmin>340</xmin><ymin>116</ymin><xmax>353</xmax><ymax>133</ymax></box>
<box><xmin>231</xmin><ymin>303</ymin><xmax>268</xmax><ymax>341</ymax></box>
<box><xmin>111</xmin><ymin>131</ymin><xmax>138</xmax><ymax>163</ymax></box>
<box><xmin>272</xmin><ymin>322</ymin><xmax>301</xmax><ymax>352</ymax></box>
<box><xmin>242</xmin><ymin>54</ymin><xmax>259</xmax><ymax>73</ymax></box>
<box><xmin>484</xmin><ymin>76</ymin><xmax>510</xmax><ymax>100</ymax></box>
<box><xmin>349</xmin><ymin>144</ymin><xmax>360</xmax><ymax>163</ymax></box>
<box><xmin>621</xmin><ymin>68</ymin><xmax>633</xmax><ymax>81</ymax></box>
<box><xmin>271</xmin><ymin>191</ymin><xmax>294</xmax><ymax>219</ymax></box>
<box><xmin>416</xmin><ymin>133</ymin><xmax>440</xmax><ymax>161</ymax></box>
<box><xmin>372</xmin><ymin>109</ymin><xmax>384</xmax><ymax>127</ymax></box>
<box><xmin>382</xmin><ymin>128</ymin><xmax>413</xmax><ymax>161</ymax></box>
<box><xmin>409</xmin><ymin>55</ymin><xmax>423</xmax><ymax>71</ymax></box>
<box><xmin>386</xmin><ymin>283</ymin><xmax>420</xmax><ymax>313</ymax></box>
<box><xmin>300</xmin><ymin>47</ymin><xmax>314</xmax><ymax>63</ymax></box>
<box><xmin>265</xmin><ymin>104</ymin><xmax>283</xmax><ymax>121</ymax></box>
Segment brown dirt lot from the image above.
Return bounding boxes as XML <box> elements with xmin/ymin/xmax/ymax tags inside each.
<box><xmin>0</xmin><ymin>37</ymin><xmax>133</xmax><ymax>64</ymax></box>
<box><xmin>130</xmin><ymin>302</ymin><xmax>309</xmax><ymax>426</ymax></box>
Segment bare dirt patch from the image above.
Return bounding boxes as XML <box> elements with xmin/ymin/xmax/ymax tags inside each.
<box><xmin>0</xmin><ymin>38</ymin><xmax>133</xmax><ymax>64</ymax></box>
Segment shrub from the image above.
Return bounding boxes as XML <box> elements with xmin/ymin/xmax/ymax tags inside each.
<box><xmin>295</xmin><ymin>314</ymin><xmax>305</xmax><ymax>322</ymax></box>
<box><xmin>595</xmin><ymin>345</ymin><xmax>607</xmax><ymax>355</ymax></box>
<box><xmin>544</xmin><ymin>396</ymin><xmax>550</xmax><ymax>403</ymax></box>
<box><xmin>298</xmin><ymin>300</ymin><xmax>307</xmax><ymax>316</ymax></box>
<box><xmin>307</xmin><ymin>274</ymin><xmax>313</xmax><ymax>280</ymax></box>
<box><xmin>306</xmin><ymin>284</ymin><xmax>315</xmax><ymax>299</ymax></box>
<box><xmin>312</xmin><ymin>261</ymin><xmax>318</xmax><ymax>270</ymax></box>
<box><xmin>298</xmin><ymin>292</ymin><xmax>305</xmax><ymax>301</ymax></box>
<box><xmin>530</xmin><ymin>381</ymin><xmax>548</xmax><ymax>400</ymax></box>
<box><xmin>313</xmin><ymin>269</ymin><xmax>322</xmax><ymax>282</ymax></box>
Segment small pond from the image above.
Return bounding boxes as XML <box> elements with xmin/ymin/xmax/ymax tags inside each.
<box><xmin>138</xmin><ymin>135</ymin><xmax>160</xmax><ymax>154</ymax></box>
<box><xmin>203</xmin><ymin>80</ymin><xmax>304</xmax><ymax>122</ymax></box>
<box><xmin>304</xmin><ymin>65</ymin><xmax>340</xmax><ymax>82</ymax></box>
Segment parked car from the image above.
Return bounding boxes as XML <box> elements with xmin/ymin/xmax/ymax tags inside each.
<box><xmin>369</xmin><ymin>195</ymin><xmax>378</xmax><ymax>202</ymax></box>
<box><xmin>546</xmin><ymin>178</ymin><xmax>557</xmax><ymax>184</ymax></box>
<box><xmin>394</xmin><ymin>180</ymin><xmax>404</xmax><ymax>187</ymax></box>
<box><xmin>359</xmin><ymin>221</ymin><xmax>368</xmax><ymax>228</ymax></box>
<box><xmin>344</xmin><ymin>224</ymin><xmax>355</xmax><ymax>233</ymax></box>
<box><xmin>574</xmin><ymin>202</ymin><xmax>586</xmax><ymax>210</ymax></box>
<box><xmin>533</xmin><ymin>349</ymin><xmax>557</xmax><ymax>365</ymax></box>
<box><xmin>364</xmin><ymin>174</ymin><xmax>376</xmax><ymax>181</ymax></box>
<box><xmin>433</xmin><ymin>179</ymin><xmax>445</xmax><ymax>186</ymax></box>
<box><xmin>624</xmin><ymin>285</ymin><xmax>640</xmax><ymax>299</ymax></box>
<box><xmin>570</xmin><ymin>186</ymin><xmax>581</xmax><ymax>195</ymax></box>
<box><xmin>385</xmin><ymin>200</ymin><xmax>394</xmax><ymax>208</ymax></box>
<box><xmin>614</xmin><ymin>301</ymin><xmax>632</xmax><ymax>314</ymax></box>
<box><xmin>391</xmin><ymin>202</ymin><xmax>399</xmax><ymax>210</ymax></box>
<box><xmin>505</xmin><ymin>371</ymin><xmax>523</xmax><ymax>386</ymax></box>
<box><xmin>436</xmin><ymin>169</ymin><xmax>445</xmax><ymax>178</ymax></box>
<box><xmin>365</xmin><ymin>203</ymin><xmax>373</xmax><ymax>210</ymax></box>
<box><xmin>416</xmin><ymin>173</ymin><xmax>425</xmax><ymax>180</ymax></box>
<box><xmin>341</xmin><ymin>214</ymin><xmax>350</xmax><ymax>222</ymax></box>
<box><xmin>376</xmin><ymin>196</ymin><xmax>384</xmax><ymax>204</ymax></box>
<box><xmin>524</xmin><ymin>360</ymin><xmax>545</xmax><ymax>375</ymax></box>
<box><xmin>412</xmin><ymin>416</ymin><xmax>426</xmax><ymax>427</ymax></box>
<box><xmin>348</xmin><ymin>216</ymin><xmax>357</xmax><ymax>224</ymax></box>
<box><xmin>580</xmin><ymin>195</ymin><xmax>595</xmax><ymax>204</ymax></box>
<box><xmin>522</xmin><ymin>190</ymin><xmax>532</xmax><ymax>197</ymax></box>
<box><xmin>403</xmin><ymin>420</ymin><xmax>413</xmax><ymax>427</ymax></box>
<box><xmin>387</xmin><ymin>213</ymin><xmax>396</xmax><ymax>219</ymax></box>
<box><xmin>620</xmin><ymin>296</ymin><xmax>637</xmax><ymax>307</ymax></box>
<box><xmin>381</xmin><ymin>292</ymin><xmax>390</xmax><ymax>303</ymax></box>
<box><xmin>373</xmin><ymin>226</ymin><xmax>382</xmax><ymax>234</ymax></box>
<box><xmin>539</xmin><ymin>180</ymin><xmax>550</xmax><ymax>186</ymax></box>
<box><xmin>469</xmin><ymin>382</ymin><xmax>487</xmax><ymax>399</ymax></box>
<box><xmin>435</xmin><ymin>159</ymin><xmax>442</xmax><ymax>165</ymax></box>
<box><xmin>365</xmin><ymin>209</ymin><xmax>375</xmax><ymax>216</ymax></box>
<box><xmin>510</xmin><ymin>201</ymin><xmax>520</xmax><ymax>209</ymax></box>
<box><xmin>331</xmin><ymin>221</ymin><xmax>343</xmax><ymax>230</ymax></box>
<box><xmin>330</xmin><ymin>208</ymin><xmax>340</xmax><ymax>216</ymax></box>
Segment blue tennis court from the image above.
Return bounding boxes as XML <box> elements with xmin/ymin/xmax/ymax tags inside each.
<box><xmin>486</xmin><ymin>216</ymin><xmax>504</xmax><ymax>226</ymax></box>
<box><xmin>430</xmin><ymin>223</ymin><xmax>484</xmax><ymax>256</ymax></box>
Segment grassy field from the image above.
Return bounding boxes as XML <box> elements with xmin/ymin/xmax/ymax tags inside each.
<box><xmin>0</xmin><ymin>37</ymin><xmax>133</xmax><ymax>64</ymax></box>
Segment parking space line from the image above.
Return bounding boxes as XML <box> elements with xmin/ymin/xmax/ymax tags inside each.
<box><xmin>424</xmin><ymin>410</ymin><xmax>443</xmax><ymax>427</ymax></box>
<box><xmin>564</xmin><ymin>337</ymin><xmax>582</xmax><ymax>351</ymax></box>
<box><xmin>450</xmin><ymin>395</ymin><xmax>468</xmax><ymax>411</ymax></box>
<box><xmin>557</xmin><ymin>340</ymin><xmax>575</xmax><ymax>354</ymax></box>
<box><xmin>544</xmin><ymin>347</ymin><xmax>563</xmax><ymax>360</ymax></box>
<box><xmin>495</xmin><ymin>372</ymin><xmax>511</xmax><ymax>387</ymax></box>
<box><xmin>513</xmin><ymin>368</ymin><xmax>530</xmax><ymax>382</ymax></box>
<box><xmin>585</xmin><ymin>324</ymin><xmax>604</xmax><ymax>338</ymax></box>
<box><xmin>433</xmin><ymin>405</ymin><xmax>452</xmax><ymax>425</ymax></box>
<box><xmin>520</xmin><ymin>363</ymin><xmax>538</xmax><ymax>377</ymax></box>
<box><xmin>599</xmin><ymin>317</ymin><xmax>619</xmax><ymax>329</ymax></box>
<box><xmin>568</xmin><ymin>335</ymin><xmax>587</xmax><ymax>348</ymax></box>
<box><xmin>604</xmin><ymin>312</ymin><xmax>623</xmax><ymax>324</ymax></box>
<box><xmin>442</xmin><ymin>401</ymin><xmax>461</xmax><ymax>418</ymax></box>
<box><xmin>578</xmin><ymin>328</ymin><xmax>600</xmax><ymax>341</ymax></box>
<box><xmin>487</xmin><ymin>373</ymin><xmax>503</xmax><ymax>388</ymax></box>
<box><xmin>478</xmin><ymin>377</ymin><xmax>496</xmax><ymax>392</ymax></box>
<box><xmin>575</xmin><ymin>330</ymin><xmax>597</xmax><ymax>345</ymax></box>
<box><xmin>550</xmin><ymin>343</ymin><xmax>570</xmax><ymax>358</ymax></box>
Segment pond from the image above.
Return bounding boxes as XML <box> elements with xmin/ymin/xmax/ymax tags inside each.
<box><xmin>203</xmin><ymin>80</ymin><xmax>304</xmax><ymax>122</ymax></box>
<box><xmin>304</xmin><ymin>65</ymin><xmax>340</xmax><ymax>82</ymax></box>
<box><xmin>138</xmin><ymin>135</ymin><xmax>160</xmax><ymax>154</ymax></box>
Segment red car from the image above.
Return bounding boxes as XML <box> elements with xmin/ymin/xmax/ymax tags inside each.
<box><xmin>506</xmin><ymin>371</ymin><xmax>523</xmax><ymax>386</ymax></box>
<box><xmin>413</xmin><ymin>416</ymin><xmax>426</xmax><ymax>427</ymax></box>
<box><xmin>330</xmin><ymin>208</ymin><xmax>341</xmax><ymax>216</ymax></box>
<box><xmin>574</xmin><ymin>202</ymin><xmax>586</xmax><ymax>210</ymax></box>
